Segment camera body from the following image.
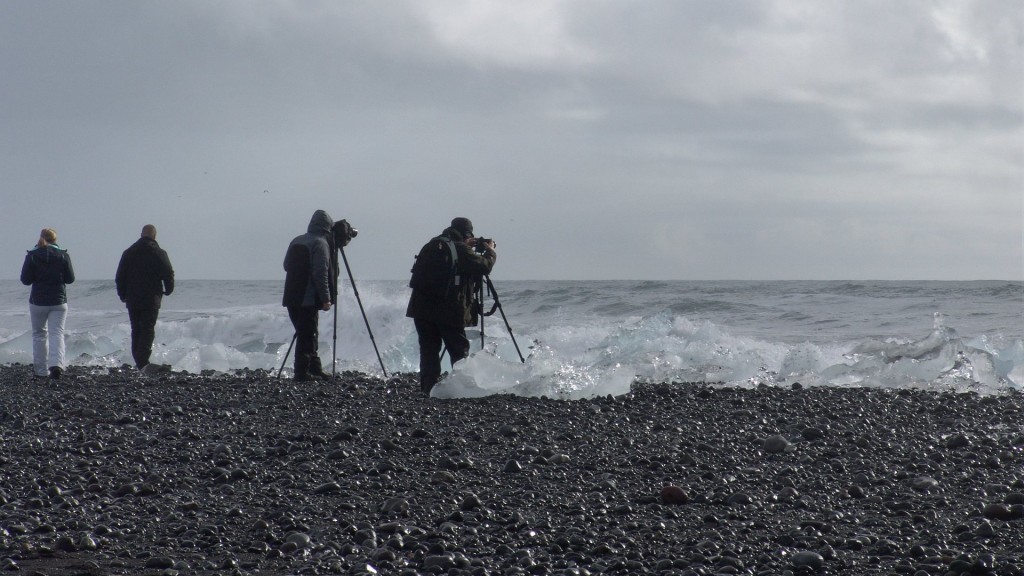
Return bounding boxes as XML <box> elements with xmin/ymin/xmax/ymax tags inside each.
<box><xmin>333</xmin><ymin>219</ymin><xmax>358</xmax><ymax>247</ymax></box>
<box><xmin>473</xmin><ymin>237</ymin><xmax>495</xmax><ymax>253</ymax></box>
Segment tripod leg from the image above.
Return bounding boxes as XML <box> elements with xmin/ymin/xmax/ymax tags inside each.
<box><xmin>277</xmin><ymin>333</ymin><xmax>297</xmax><ymax>378</ymax></box>
<box><xmin>340</xmin><ymin>247</ymin><xmax>389</xmax><ymax>378</ymax></box>
<box><xmin>478</xmin><ymin>281</ymin><xmax>485</xmax><ymax>350</ymax></box>
<box><xmin>332</xmin><ymin>303</ymin><xmax>338</xmax><ymax>378</ymax></box>
<box><xmin>484</xmin><ymin>276</ymin><xmax>525</xmax><ymax>363</ymax></box>
<box><xmin>440</xmin><ymin>346</ymin><xmax>455</xmax><ymax>371</ymax></box>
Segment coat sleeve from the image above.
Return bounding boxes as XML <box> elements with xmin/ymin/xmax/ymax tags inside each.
<box><xmin>160</xmin><ymin>250</ymin><xmax>175</xmax><ymax>296</ymax></box>
<box><xmin>115</xmin><ymin>252</ymin><xmax>127</xmax><ymax>302</ymax></box>
<box><xmin>310</xmin><ymin>238</ymin><xmax>331</xmax><ymax>304</ymax></box>
<box><xmin>63</xmin><ymin>252</ymin><xmax>75</xmax><ymax>284</ymax></box>
<box><xmin>20</xmin><ymin>254</ymin><xmax>33</xmax><ymax>286</ymax></box>
<box><xmin>458</xmin><ymin>244</ymin><xmax>496</xmax><ymax>277</ymax></box>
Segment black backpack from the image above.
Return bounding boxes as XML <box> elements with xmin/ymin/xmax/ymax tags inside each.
<box><xmin>409</xmin><ymin>236</ymin><xmax>459</xmax><ymax>298</ymax></box>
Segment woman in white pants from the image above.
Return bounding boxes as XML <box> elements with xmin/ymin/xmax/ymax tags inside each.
<box><xmin>20</xmin><ymin>228</ymin><xmax>76</xmax><ymax>379</ymax></box>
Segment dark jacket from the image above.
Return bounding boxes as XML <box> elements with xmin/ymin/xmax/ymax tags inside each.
<box><xmin>406</xmin><ymin>227</ymin><xmax>496</xmax><ymax>327</ymax></box>
<box><xmin>21</xmin><ymin>244</ymin><xmax>75</xmax><ymax>306</ymax></box>
<box><xmin>115</xmin><ymin>237</ymin><xmax>175</xmax><ymax>310</ymax></box>
<box><xmin>282</xmin><ymin>210</ymin><xmax>336</xmax><ymax>308</ymax></box>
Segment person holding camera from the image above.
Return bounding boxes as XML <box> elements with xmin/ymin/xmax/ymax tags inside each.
<box><xmin>406</xmin><ymin>217</ymin><xmax>496</xmax><ymax>396</ymax></box>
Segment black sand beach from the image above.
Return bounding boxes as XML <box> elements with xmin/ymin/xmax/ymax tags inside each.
<box><xmin>1</xmin><ymin>365</ymin><xmax>1022</xmax><ymax>575</ymax></box>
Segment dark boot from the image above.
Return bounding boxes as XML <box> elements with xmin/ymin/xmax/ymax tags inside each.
<box><xmin>308</xmin><ymin>357</ymin><xmax>330</xmax><ymax>379</ymax></box>
<box><xmin>48</xmin><ymin>366</ymin><xmax>63</xmax><ymax>380</ymax></box>
<box><xmin>294</xmin><ymin>371</ymin><xmax>322</xmax><ymax>382</ymax></box>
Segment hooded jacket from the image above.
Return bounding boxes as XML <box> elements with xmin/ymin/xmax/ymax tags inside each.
<box><xmin>21</xmin><ymin>244</ymin><xmax>75</xmax><ymax>306</ymax></box>
<box><xmin>406</xmin><ymin>227</ymin><xmax>496</xmax><ymax>327</ymax></box>
<box><xmin>282</xmin><ymin>209</ymin><xmax>337</xmax><ymax>308</ymax></box>
<box><xmin>115</xmin><ymin>237</ymin><xmax>175</xmax><ymax>309</ymax></box>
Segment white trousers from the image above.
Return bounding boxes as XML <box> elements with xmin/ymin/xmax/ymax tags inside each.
<box><xmin>29</xmin><ymin>303</ymin><xmax>68</xmax><ymax>376</ymax></box>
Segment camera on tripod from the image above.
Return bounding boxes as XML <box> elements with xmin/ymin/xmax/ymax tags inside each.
<box><xmin>333</xmin><ymin>219</ymin><xmax>358</xmax><ymax>247</ymax></box>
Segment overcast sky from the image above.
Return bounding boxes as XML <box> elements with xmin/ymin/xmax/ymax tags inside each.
<box><xmin>3</xmin><ymin>1</ymin><xmax>1021</xmax><ymax>281</ymax></box>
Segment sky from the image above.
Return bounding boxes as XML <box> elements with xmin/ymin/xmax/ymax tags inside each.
<box><xmin>2</xmin><ymin>1</ymin><xmax>1021</xmax><ymax>281</ymax></box>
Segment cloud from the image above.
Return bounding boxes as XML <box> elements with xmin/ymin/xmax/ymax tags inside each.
<box><xmin>1</xmin><ymin>0</ymin><xmax>1020</xmax><ymax>281</ymax></box>
<box><xmin>415</xmin><ymin>0</ymin><xmax>601</xmax><ymax>70</ymax></box>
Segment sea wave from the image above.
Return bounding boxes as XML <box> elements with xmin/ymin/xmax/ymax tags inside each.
<box><xmin>1</xmin><ymin>279</ymin><xmax>1020</xmax><ymax>397</ymax></box>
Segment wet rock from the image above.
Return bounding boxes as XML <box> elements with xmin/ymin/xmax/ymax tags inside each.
<box><xmin>801</xmin><ymin>426</ymin><xmax>826</xmax><ymax>441</ymax></box>
<box><xmin>726</xmin><ymin>492</ymin><xmax>753</xmax><ymax>506</ymax></box>
<box><xmin>946</xmin><ymin>433</ymin><xmax>971</xmax><ymax>449</ymax></box>
<box><xmin>764</xmin><ymin>434</ymin><xmax>792</xmax><ymax>454</ymax></box>
<box><xmin>792</xmin><ymin>550</ymin><xmax>825</xmax><ymax>570</ymax></box>
<box><xmin>0</xmin><ymin>367</ymin><xmax>1022</xmax><ymax>575</ymax></box>
<box><xmin>380</xmin><ymin>497</ymin><xmax>409</xmax><ymax>514</ymax></box>
<box><xmin>314</xmin><ymin>481</ymin><xmax>342</xmax><ymax>494</ymax></box>
<box><xmin>145</xmin><ymin>557</ymin><xmax>175</xmax><ymax>570</ymax></box>
<box><xmin>460</xmin><ymin>493</ymin><xmax>483</xmax><ymax>510</ymax></box>
<box><xmin>660</xmin><ymin>485</ymin><xmax>688</xmax><ymax>505</ymax></box>
<box><xmin>911</xmin><ymin>476</ymin><xmax>939</xmax><ymax>492</ymax></box>
<box><xmin>982</xmin><ymin>503</ymin><xmax>1020</xmax><ymax>521</ymax></box>
<box><xmin>430</xmin><ymin>471</ymin><xmax>456</xmax><ymax>484</ymax></box>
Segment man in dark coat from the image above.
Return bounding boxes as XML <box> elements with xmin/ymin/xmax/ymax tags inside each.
<box><xmin>406</xmin><ymin>217</ymin><xmax>496</xmax><ymax>396</ymax></box>
<box><xmin>282</xmin><ymin>209</ymin><xmax>337</xmax><ymax>381</ymax></box>
<box><xmin>115</xmin><ymin>224</ymin><xmax>175</xmax><ymax>371</ymax></box>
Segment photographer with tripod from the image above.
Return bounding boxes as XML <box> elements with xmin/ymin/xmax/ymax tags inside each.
<box><xmin>282</xmin><ymin>209</ymin><xmax>339</xmax><ymax>382</ymax></box>
<box><xmin>279</xmin><ymin>211</ymin><xmax>383</xmax><ymax>381</ymax></box>
<box><xmin>407</xmin><ymin>217</ymin><xmax>496</xmax><ymax>396</ymax></box>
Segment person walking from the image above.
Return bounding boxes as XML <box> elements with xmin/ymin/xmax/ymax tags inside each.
<box><xmin>407</xmin><ymin>217</ymin><xmax>496</xmax><ymax>396</ymax></box>
<box><xmin>282</xmin><ymin>209</ymin><xmax>337</xmax><ymax>381</ymax></box>
<box><xmin>20</xmin><ymin>228</ymin><xmax>76</xmax><ymax>379</ymax></box>
<box><xmin>115</xmin><ymin>224</ymin><xmax>175</xmax><ymax>372</ymax></box>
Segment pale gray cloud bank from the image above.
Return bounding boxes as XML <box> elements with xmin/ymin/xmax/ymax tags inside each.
<box><xmin>2</xmin><ymin>0</ymin><xmax>1021</xmax><ymax>280</ymax></box>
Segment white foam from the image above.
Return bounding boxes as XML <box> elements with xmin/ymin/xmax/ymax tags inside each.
<box><xmin>0</xmin><ymin>280</ymin><xmax>1019</xmax><ymax>396</ymax></box>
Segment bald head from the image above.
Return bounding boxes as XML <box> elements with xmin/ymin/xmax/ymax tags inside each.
<box><xmin>141</xmin><ymin>224</ymin><xmax>157</xmax><ymax>239</ymax></box>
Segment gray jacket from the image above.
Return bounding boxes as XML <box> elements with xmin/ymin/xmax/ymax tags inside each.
<box><xmin>282</xmin><ymin>210</ymin><xmax>334</xmax><ymax>308</ymax></box>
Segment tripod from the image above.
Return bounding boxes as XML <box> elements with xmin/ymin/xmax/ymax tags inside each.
<box><xmin>475</xmin><ymin>275</ymin><xmax>525</xmax><ymax>363</ymax></box>
<box><xmin>338</xmin><ymin>245</ymin><xmax>388</xmax><ymax>377</ymax></box>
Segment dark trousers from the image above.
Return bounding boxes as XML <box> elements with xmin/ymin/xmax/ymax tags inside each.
<box><xmin>414</xmin><ymin>318</ymin><xmax>470</xmax><ymax>394</ymax></box>
<box><xmin>127</xmin><ymin>307</ymin><xmax>160</xmax><ymax>369</ymax></box>
<box><xmin>287</xmin><ymin>305</ymin><xmax>323</xmax><ymax>376</ymax></box>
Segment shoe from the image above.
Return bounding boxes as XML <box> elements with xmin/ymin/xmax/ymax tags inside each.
<box><xmin>293</xmin><ymin>372</ymin><xmax>323</xmax><ymax>382</ymax></box>
<box><xmin>141</xmin><ymin>363</ymin><xmax>172</xmax><ymax>375</ymax></box>
<box><xmin>48</xmin><ymin>366</ymin><xmax>63</xmax><ymax>380</ymax></box>
<box><xmin>309</xmin><ymin>369</ymin><xmax>332</xmax><ymax>379</ymax></box>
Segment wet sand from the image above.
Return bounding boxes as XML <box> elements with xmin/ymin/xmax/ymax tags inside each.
<box><xmin>1</xmin><ymin>365</ymin><xmax>1022</xmax><ymax>575</ymax></box>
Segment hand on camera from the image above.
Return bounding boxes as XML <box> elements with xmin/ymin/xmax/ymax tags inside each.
<box><xmin>468</xmin><ymin>237</ymin><xmax>495</xmax><ymax>251</ymax></box>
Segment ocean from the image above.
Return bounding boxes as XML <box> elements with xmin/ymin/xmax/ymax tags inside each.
<box><xmin>1</xmin><ymin>279</ymin><xmax>1021</xmax><ymax>398</ymax></box>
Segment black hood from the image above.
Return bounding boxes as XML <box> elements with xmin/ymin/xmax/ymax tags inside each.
<box><xmin>307</xmin><ymin>210</ymin><xmax>334</xmax><ymax>237</ymax></box>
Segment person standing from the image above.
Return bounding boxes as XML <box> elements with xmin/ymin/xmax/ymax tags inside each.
<box><xmin>115</xmin><ymin>224</ymin><xmax>175</xmax><ymax>372</ymax></box>
<box><xmin>282</xmin><ymin>209</ymin><xmax>337</xmax><ymax>381</ymax></box>
<box><xmin>20</xmin><ymin>228</ymin><xmax>76</xmax><ymax>379</ymax></box>
<box><xmin>407</xmin><ymin>217</ymin><xmax>496</xmax><ymax>396</ymax></box>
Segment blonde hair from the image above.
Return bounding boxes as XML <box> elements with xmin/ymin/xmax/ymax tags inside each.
<box><xmin>37</xmin><ymin>228</ymin><xmax>57</xmax><ymax>248</ymax></box>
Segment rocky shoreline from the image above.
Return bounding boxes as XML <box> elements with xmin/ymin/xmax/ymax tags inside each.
<box><xmin>1</xmin><ymin>365</ymin><xmax>1022</xmax><ymax>575</ymax></box>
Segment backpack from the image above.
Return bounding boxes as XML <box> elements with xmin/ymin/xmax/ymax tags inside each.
<box><xmin>409</xmin><ymin>236</ymin><xmax>459</xmax><ymax>298</ymax></box>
